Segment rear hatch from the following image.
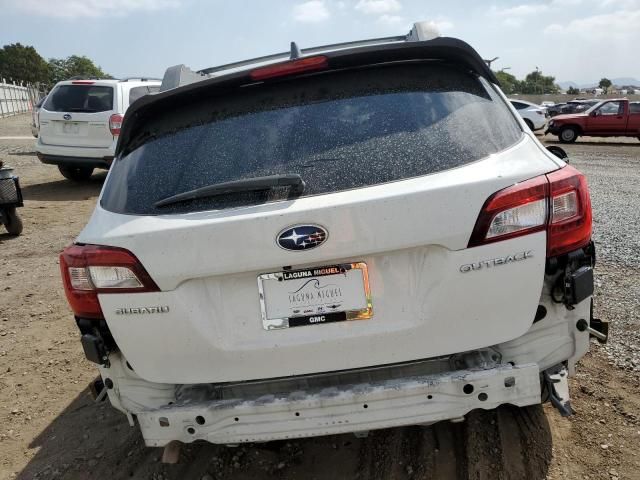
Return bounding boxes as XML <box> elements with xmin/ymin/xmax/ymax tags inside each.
<box><xmin>39</xmin><ymin>82</ymin><xmax>115</xmax><ymax>148</ymax></box>
<box><xmin>79</xmin><ymin>60</ymin><xmax>560</xmax><ymax>384</ymax></box>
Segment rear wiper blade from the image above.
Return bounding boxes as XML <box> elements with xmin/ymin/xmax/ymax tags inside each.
<box><xmin>154</xmin><ymin>174</ymin><xmax>306</xmax><ymax>208</ymax></box>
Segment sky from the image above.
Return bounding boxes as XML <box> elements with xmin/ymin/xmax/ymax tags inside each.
<box><xmin>0</xmin><ymin>0</ymin><xmax>638</xmax><ymax>85</ymax></box>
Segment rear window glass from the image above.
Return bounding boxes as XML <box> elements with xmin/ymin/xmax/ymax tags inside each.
<box><xmin>44</xmin><ymin>85</ymin><xmax>113</xmax><ymax>113</ymax></box>
<box><xmin>101</xmin><ymin>63</ymin><xmax>522</xmax><ymax>215</ymax></box>
<box><xmin>128</xmin><ymin>85</ymin><xmax>160</xmax><ymax>105</ymax></box>
<box><xmin>630</xmin><ymin>103</ymin><xmax>640</xmax><ymax>114</ymax></box>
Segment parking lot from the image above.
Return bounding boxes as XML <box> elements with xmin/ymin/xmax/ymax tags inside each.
<box><xmin>1</xmin><ymin>113</ymin><xmax>640</xmax><ymax>480</ymax></box>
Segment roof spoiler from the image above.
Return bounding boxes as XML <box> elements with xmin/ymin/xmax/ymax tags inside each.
<box><xmin>120</xmin><ymin>23</ymin><xmax>498</xmax><ymax>156</ymax></box>
<box><xmin>160</xmin><ymin>21</ymin><xmax>443</xmax><ymax>92</ymax></box>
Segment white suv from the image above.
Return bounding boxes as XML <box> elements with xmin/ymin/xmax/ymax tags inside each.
<box><xmin>60</xmin><ymin>24</ymin><xmax>603</xmax><ymax>452</ymax></box>
<box><xmin>36</xmin><ymin>78</ymin><xmax>160</xmax><ymax>181</ymax></box>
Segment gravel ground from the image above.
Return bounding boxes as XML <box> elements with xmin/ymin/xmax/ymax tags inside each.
<box><xmin>571</xmin><ymin>144</ymin><xmax>640</xmax><ymax>268</ymax></box>
<box><xmin>2</xmin><ymin>115</ymin><xmax>640</xmax><ymax>479</ymax></box>
<box><xmin>543</xmin><ymin>136</ymin><xmax>640</xmax><ymax>375</ymax></box>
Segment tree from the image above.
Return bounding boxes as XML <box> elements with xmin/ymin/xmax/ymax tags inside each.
<box><xmin>520</xmin><ymin>70</ymin><xmax>559</xmax><ymax>94</ymax></box>
<box><xmin>494</xmin><ymin>70</ymin><xmax>521</xmax><ymax>94</ymax></box>
<box><xmin>48</xmin><ymin>55</ymin><xmax>111</xmax><ymax>85</ymax></box>
<box><xmin>598</xmin><ymin>78</ymin><xmax>612</xmax><ymax>94</ymax></box>
<box><xmin>0</xmin><ymin>43</ymin><xmax>49</xmax><ymax>84</ymax></box>
<box><xmin>47</xmin><ymin>58</ymin><xmax>67</xmax><ymax>85</ymax></box>
<box><xmin>566</xmin><ymin>86</ymin><xmax>580</xmax><ymax>95</ymax></box>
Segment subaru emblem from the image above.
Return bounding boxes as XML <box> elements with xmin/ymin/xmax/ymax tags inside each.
<box><xmin>277</xmin><ymin>225</ymin><xmax>328</xmax><ymax>251</ymax></box>
<box><xmin>63</xmin><ymin>114</ymin><xmax>72</xmax><ymax>120</ymax></box>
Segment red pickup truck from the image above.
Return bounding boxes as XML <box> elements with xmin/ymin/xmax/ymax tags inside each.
<box><xmin>546</xmin><ymin>99</ymin><xmax>640</xmax><ymax>143</ymax></box>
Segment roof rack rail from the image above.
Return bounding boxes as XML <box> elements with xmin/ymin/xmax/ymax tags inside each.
<box><xmin>159</xmin><ymin>21</ymin><xmax>441</xmax><ymax>91</ymax></box>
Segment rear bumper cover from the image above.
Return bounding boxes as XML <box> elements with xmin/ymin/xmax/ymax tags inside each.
<box><xmin>37</xmin><ymin>153</ymin><xmax>113</xmax><ymax>169</ymax></box>
<box><xmin>130</xmin><ymin>363</ymin><xmax>540</xmax><ymax>446</ymax></box>
<box><xmin>36</xmin><ymin>139</ymin><xmax>115</xmax><ymax>168</ymax></box>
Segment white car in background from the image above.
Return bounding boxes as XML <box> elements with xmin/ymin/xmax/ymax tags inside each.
<box><xmin>510</xmin><ymin>99</ymin><xmax>548</xmax><ymax>132</ymax></box>
<box><xmin>36</xmin><ymin>78</ymin><xmax>160</xmax><ymax>181</ymax></box>
<box><xmin>31</xmin><ymin>95</ymin><xmax>47</xmax><ymax>138</ymax></box>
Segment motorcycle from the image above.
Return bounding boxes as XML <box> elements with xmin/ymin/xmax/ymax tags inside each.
<box><xmin>0</xmin><ymin>161</ymin><xmax>24</xmax><ymax>236</ymax></box>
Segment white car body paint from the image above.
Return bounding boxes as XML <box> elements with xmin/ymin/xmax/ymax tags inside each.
<box><xmin>64</xmin><ymin>34</ymin><xmax>594</xmax><ymax>446</ymax></box>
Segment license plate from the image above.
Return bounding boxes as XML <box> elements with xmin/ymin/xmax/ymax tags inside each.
<box><xmin>62</xmin><ymin>122</ymin><xmax>80</xmax><ymax>134</ymax></box>
<box><xmin>258</xmin><ymin>262</ymin><xmax>372</xmax><ymax>330</ymax></box>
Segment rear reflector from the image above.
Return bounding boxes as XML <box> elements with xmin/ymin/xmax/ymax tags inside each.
<box><xmin>60</xmin><ymin>244</ymin><xmax>159</xmax><ymax>319</ymax></box>
<box><xmin>469</xmin><ymin>165</ymin><xmax>592</xmax><ymax>257</ymax></box>
<box><xmin>109</xmin><ymin>113</ymin><xmax>124</xmax><ymax>136</ymax></box>
<box><xmin>250</xmin><ymin>56</ymin><xmax>329</xmax><ymax>81</ymax></box>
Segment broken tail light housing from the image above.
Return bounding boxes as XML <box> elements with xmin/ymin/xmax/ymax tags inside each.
<box><xmin>469</xmin><ymin>165</ymin><xmax>592</xmax><ymax>257</ymax></box>
<box><xmin>60</xmin><ymin>244</ymin><xmax>159</xmax><ymax>318</ymax></box>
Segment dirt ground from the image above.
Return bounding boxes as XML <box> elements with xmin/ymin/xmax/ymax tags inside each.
<box><xmin>1</xmin><ymin>113</ymin><xmax>640</xmax><ymax>480</ymax></box>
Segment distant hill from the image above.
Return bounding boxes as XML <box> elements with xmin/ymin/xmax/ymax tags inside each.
<box><xmin>557</xmin><ymin>81</ymin><xmax>579</xmax><ymax>90</ymax></box>
<box><xmin>558</xmin><ymin>78</ymin><xmax>640</xmax><ymax>90</ymax></box>
<box><xmin>610</xmin><ymin>77</ymin><xmax>640</xmax><ymax>87</ymax></box>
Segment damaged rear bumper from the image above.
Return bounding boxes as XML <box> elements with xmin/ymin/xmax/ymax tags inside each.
<box><xmin>131</xmin><ymin>363</ymin><xmax>540</xmax><ymax>446</ymax></box>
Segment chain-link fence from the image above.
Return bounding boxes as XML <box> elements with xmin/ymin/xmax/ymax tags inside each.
<box><xmin>0</xmin><ymin>78</ymin><xmax>45</xmax><ymax>118</ymax></box>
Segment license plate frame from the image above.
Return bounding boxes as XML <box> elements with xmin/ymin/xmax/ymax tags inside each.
<box><xmin>257</xmin><ymin>262</ymin><xmax>372</xmax><ymax>330</ymax></box>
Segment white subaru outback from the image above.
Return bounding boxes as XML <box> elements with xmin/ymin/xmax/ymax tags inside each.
<box><xmin>36</xmin><ymin>78</ymin><xmax>160</xmax><ymax>181</ymax></box>
<box><xmin>60</xmin><ymin>24</ymin><xmax>604</xmax><ymax>451</ymax></box>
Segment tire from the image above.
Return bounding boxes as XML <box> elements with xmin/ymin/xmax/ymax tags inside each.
<box><xmin>559</xmin><ymin>126</ymin><xmax>578</xmax><ymax>143</ymax></box>
<box><xmin>58</xmin><ymin>165</ymin><xmax>94</xmax><ymax>181</ymax></box>
<box><xmin>3</xmin><ymin>207</ymin><xmax>23</xmax><ymax>236</ymax></box>
<box><xmin>524</xmin><ymin>119</ymin><xmax>534</xmax><ymax>131</ymax></box>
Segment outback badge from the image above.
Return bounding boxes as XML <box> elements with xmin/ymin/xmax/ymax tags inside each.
<box><xmin>277</xmin><ymin>225</ymin><xmax>328</xmax><ymax>251</ymax></box>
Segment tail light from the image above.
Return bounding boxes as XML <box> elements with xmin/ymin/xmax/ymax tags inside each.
<box><xmin>546</xmin><ymin>166</ymin><xmax>592</xmax><ymax>256</ymax></box>
<box><xmin>109</xmin><ymin>113</ymin><xmax>124</xmax><ymax>136</ymax></box>
<box><xmin>60</xmin><ymin>244</ymin><xmax>159</xmax><ymax>319</ymax></box>
<box><xmin>469</xmin><ymin>165</ymin><xmax>592</xmax><ymax>257</ymax></box>
<box><xmin>250</xmin><ymin>55</ymin><xmax>329</xmax><ymax>81</ymax></box>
